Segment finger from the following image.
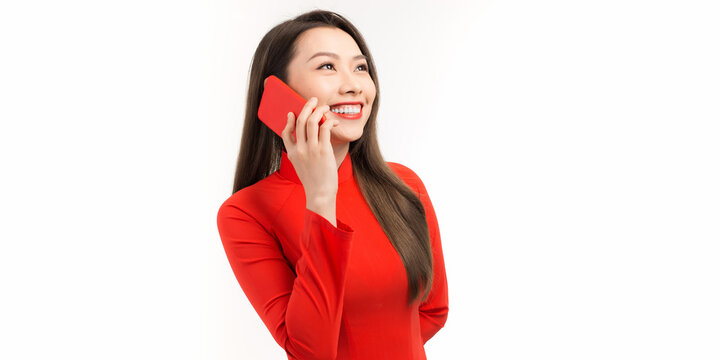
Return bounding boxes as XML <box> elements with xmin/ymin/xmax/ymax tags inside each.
<box><xmin>319</xmin><ymin>117</ymin><xmax>339</xmax><ymax>146</ymax></box>
<box><xmin>307</xmin><ymin>104</ymin><xmax>329</xmax><ymax>148</ymax></box>
<box><xmin>296</xmin><ymin>97</ymin><xmax>317</xmax><ymax>149</ymax></box>
<box><xmin>282</xmin><ymin>111</ymin><xmax>296</xmax><ymax>150</ymax></box>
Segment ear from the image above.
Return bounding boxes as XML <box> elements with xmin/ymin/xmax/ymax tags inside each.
<box><xmin>264</xmin><ymin>77</ymin><xmax>268</xmax><ymax>87</ymax></box>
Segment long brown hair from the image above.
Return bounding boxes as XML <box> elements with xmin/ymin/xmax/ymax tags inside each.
<box><xmin>231</xmin><ymin>9</ymin><xmax>432</xmax><ymax>307</ymax></box>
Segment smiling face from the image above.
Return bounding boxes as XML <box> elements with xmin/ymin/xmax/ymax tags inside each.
<box><xmin>285</xmin><ymin>26</ymin><xmax>377</xmax><ymax>145</ymax></box>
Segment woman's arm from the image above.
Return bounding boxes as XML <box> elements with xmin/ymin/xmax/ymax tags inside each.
<box><xmin>415</xmin><ymin>176</ymin><xmax>450</xmax><ymax>344</ymax></box>
<box><xmin>391</xmin><ymin>163</ymin><xmax>450</xmax><ymax>344</ymax></box>
<box><xmin>217</xmin><ymin>202</ymin><xmax>354</xmax><ymax>359</ymax></box>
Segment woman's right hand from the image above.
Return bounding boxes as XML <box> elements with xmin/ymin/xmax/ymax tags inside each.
<box><xmin>281</xmin><ymin>96</ymin><xmax>341</xmax><ymax>204</ymax></box>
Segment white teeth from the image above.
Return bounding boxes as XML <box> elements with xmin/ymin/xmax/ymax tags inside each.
<box><xmin>332</xmin><ymin>109</ymin><xmax>359</xmax><ymax>114</ymax></box>
<box><xmin>330</xmin><ymin>104</ymin><xmax>361</xmax><ymax>114</ymax></box>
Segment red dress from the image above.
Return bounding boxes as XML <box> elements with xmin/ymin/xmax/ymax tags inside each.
<box><xmin>216</xmin><ymin>150</ymin><xmax>449</xmax><ymax>359</ymax></box>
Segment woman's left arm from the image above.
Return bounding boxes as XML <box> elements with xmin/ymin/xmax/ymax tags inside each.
<box><xmin>413</xmin><ymin>172</ymin><xmax>449</xmax><ymax>344</ymax></box>
<box><xmin>389</xmin><ymin>162</ymin><xmax>450</xmax><ymax>344</ymax></box>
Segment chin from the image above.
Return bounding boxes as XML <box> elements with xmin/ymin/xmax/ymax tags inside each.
<box><xmin>331</xmin><ymin>133</ymin><xmax>362</xmax><ymax>145</ymax></box>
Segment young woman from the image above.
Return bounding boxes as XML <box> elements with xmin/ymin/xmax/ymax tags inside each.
<box><xmin>216</xmin><ymin>9</ymin><xmax>449</xmax><ymax>359</ymax></box>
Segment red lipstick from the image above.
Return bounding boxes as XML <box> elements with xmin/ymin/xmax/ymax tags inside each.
<box><xmin>328</xmin><ymin>102</ymin><xmax>363</xmax><ymax>120</ymax></box>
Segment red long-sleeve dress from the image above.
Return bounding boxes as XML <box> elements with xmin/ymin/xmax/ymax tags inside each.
<box><xmin>216</xmin><ymin>149</ymin><xmax>449</xmax><ymax>359</ymax></box>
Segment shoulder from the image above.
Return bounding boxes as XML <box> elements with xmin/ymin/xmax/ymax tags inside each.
<box><xmin>387</xmin><ymin>161</ymin><xmax>417</xmax><ymax>180</ymax></box>
<box><xmin>216</xmin><ymin>174</ymin><xmax>294</xmax><ymax>226</ymax></box>
<box><xmin>386</xmin><ymin>161</ymin><xmax>426</xmax><ymax>195</ymax></box>
<box><xmin>219</xmin><ymin>175</ymin><xmax>271</xmax><ymax>208</ymax></box>
<box><xmin>387</xmin><ymin>161</ymin><xmax>415</xmax><ymax>176</ymax></box>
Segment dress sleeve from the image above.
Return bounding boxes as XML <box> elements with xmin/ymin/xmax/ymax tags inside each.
<box><xmin>411</xmin><ymin>172</ymin><xmax>450</xmax><ymax>344</ymax></box>
<box><xmin>217</xmin><ymin>203</ymin><xmax>355</xmax><ymax>360</ymax></box>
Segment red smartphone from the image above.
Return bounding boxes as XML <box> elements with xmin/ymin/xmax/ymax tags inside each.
<box><xmin>257</xmin><ymin>75</ymin><xmax>327</xmax><ymax>141</ymax></box>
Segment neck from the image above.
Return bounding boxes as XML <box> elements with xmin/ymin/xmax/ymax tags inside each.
<box><xmin>332</xmin><ymin>142</ymin><xmax>350</xmax><ymax>170</ymax></box>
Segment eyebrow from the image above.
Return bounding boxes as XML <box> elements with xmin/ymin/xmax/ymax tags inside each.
<box><xmin>306</xmin><ymin>52</ymin><xmax>368</xmax><ymax>63</ymax></box>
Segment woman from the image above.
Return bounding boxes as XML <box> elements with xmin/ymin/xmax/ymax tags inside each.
<box><xmin>216</xmin><ymin>9</ymin><xmax>449</xmax><ymax>359</ymax></box>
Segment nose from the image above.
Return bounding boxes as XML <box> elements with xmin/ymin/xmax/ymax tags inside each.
<box><xmin>338</xmin><ymin>69</ymin><xmax>362</xmax><ymax>95</ymax></box>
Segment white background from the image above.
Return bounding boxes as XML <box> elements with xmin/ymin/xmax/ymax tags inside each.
<box><xmin>1</xmin><ymin>1</ymin><xmax>719</xmax><ymax>359</ymax></box>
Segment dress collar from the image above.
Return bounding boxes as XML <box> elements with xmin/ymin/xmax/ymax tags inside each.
<box><xmin>279</xmin><ymin>149</ymin><xmax>353</xmax><ymax>184</ymax></box>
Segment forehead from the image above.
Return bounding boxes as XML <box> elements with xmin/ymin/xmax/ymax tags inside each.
<box><xmin>295</xmin><ymin>27</ymin><xmax>360</xmax><ymax>56</ymax></box>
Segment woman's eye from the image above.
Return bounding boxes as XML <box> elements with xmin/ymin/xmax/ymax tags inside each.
<box><xmin>317</xmin><ymin>63</ymin><xmax>369</xmax><ymax>72</ymax></box>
